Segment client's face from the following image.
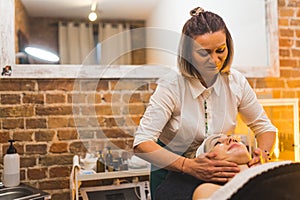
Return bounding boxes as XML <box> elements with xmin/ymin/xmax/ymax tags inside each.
<box><xmin>209</xmin><ymin>136</ymin><xmax>251</xmax><ymax>165</ymax></box>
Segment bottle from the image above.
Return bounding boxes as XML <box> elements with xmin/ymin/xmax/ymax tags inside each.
<box><xmin>105</xmin><ymin>147</ymin><xmax>114</xmax><ymax>172</ymax></box>
<box><xmin>121</xmin><ymin>151</ymin><xmax>129</xmax><ymax>171</ymax></box>
<box><xmin>96</xmin><ymin>150</ymin><xmax>105</xmax><ymax>173</ymax></box>
<box><xmin>3</xmin><ymin>140</ymin><xmax>20</xmax><ymax>187</ymax></box>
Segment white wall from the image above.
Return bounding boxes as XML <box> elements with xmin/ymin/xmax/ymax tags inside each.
<box><xmin>0</xmin><ymin>0</ymin><xmax>15</xmax><ymax>67</ymax></box>
<box><xmin>145</xmin><ymin>0</ymin><xmax>277</xmax><ymax>77</ymax></box>
<box><xmin>145</xmin><ymin>0</ymin><xmax>198</xmax><ymax>67</ymax></box>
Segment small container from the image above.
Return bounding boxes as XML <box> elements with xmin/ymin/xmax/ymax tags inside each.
<box><xmin>3</xmin><ymin>140</ymin><xmax>20</xmax><ymax>187</ymax></box>
<box><xmin>96</xmin><ymin>150</ymin><xmax>105</xmax><ymax>173</ymax></box>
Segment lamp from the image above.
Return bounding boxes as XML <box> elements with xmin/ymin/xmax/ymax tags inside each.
<box><xmin>25</xmin><ymin>47</ymin><xmax>59</xmax><ymax>62</ymax></box>
<box><xmin>88</xmin><ymin>1</ymin><xmax>98</xmax><ymax>22</ymax></box>
<box><xmin>16</xmin><ymin>47</ymin><xmax>59</xmax><ymax>64</ymax></box>
<box><xmin>88</xmin><ymin>12</ymin><xmax>97</xmax><ymax>22</ymax></box>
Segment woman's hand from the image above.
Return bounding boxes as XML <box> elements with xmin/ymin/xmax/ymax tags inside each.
<box><xmin>247</xmin><ymin>148</ymin><xmax>270</xmax><ymax>167</ymax></box>
<box><xmin>183</xmin><ymin>152</ymin><xmax>240</xmax><ymax>183</ymax></box>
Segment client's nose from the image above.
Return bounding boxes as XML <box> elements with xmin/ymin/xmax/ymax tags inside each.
<box><xmin>226</xmin><ymin>137</ymin><xmax>238</xmax><ymax>144</ymax></box>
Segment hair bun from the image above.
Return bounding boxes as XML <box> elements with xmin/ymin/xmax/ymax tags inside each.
<box><xmin>190</xmin><ymin>7</ymin><xmax>205</xmax><ymax>16</ymax></box>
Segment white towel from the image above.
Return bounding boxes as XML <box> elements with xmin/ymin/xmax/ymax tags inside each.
<box><xmin>209</xmin><ymin>161</ymin><xmax>293</xmax><ymax>200</ymax></box>
<box><xmin>70</xmin><ymin>155</ymin><xmax>81</xmax><ymax>200</ymax></box>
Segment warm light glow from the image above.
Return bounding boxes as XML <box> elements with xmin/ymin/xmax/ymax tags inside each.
<box><xmin>274</xmin><ymin>129</ymin><xmax>280</xmax><ymax>159</ymax></box>
<box><xmin>88</xmin><ymin>11</ymin><xmax>97</xmax><ymax>21</ymax></box>
<box><xmin>25</xmin><ymin>47</ymin><xmax>59</xmax><ymax>62</ymax></box>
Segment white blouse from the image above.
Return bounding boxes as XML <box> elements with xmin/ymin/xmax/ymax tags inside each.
<box><xmin>133</xmin><ymin>69</ymin><xmax>276</xmax><ymax>158</ymax></box>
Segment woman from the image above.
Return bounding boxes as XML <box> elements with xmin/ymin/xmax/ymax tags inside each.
<box><xmin>193</xmin><ymin>135</ymin><xmax>297</xmax><ymax>200</ymax></box>
<box><xmin>193</xmin><ymin>134</ymin><xmax>252</xmax><ymax>199</ymax></box>
<box><xmin>133</xmin><ymin>7</ymin><xmax>276</xmax><ymax>199</ymax></box>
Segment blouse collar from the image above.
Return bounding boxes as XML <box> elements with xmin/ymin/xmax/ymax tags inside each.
<box><xmin>187</xmin><ymin>73</ymin><xmax>222</xmax><ymax>99</ymax></box>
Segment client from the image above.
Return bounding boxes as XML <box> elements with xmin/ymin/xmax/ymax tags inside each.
<box><xmin>193</xmin><ymin>134</ymin><xmax>251</xmax><ymax>199</ymax></box>
<box><xmin>193</xmin><ymin>134</ymin><xmax>298</xmax><ymax>200</ymax></box>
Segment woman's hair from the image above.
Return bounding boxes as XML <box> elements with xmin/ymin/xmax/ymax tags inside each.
<box><xmin>178</xmin><ymin>7</ymin><xmax>234</xmax><ymax>79</ymax></box>
<box><xmin>196</xmin><ymin>134</ymin><xmax>224</xmax><ymax>156</ymax></box>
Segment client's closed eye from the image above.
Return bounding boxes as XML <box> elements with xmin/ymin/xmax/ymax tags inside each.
<box><xmin>214</xmin><ymin>141</ymin><xmax>221</xmax><ymax>146</ymax></box>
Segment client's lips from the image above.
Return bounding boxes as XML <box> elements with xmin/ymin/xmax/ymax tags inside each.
<box><xmin>228</xmin><ymin>143</ymin><xmax>240</xmax><ymax>151</ymax></box>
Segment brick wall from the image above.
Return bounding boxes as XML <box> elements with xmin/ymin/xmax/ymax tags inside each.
<box><xmin>2</xmin><ymin>0</ymin><xmax>300</xmax><ymax>199</ymax></box>
<box><xmin>0</xmin><ymin>78</ymin><xmax>156</xmax><ymax>199</ymax></box>
<box><xmin>247</xmin><ymin>0</ymin><xmax>300</xmax><ymax>134</ymax></box>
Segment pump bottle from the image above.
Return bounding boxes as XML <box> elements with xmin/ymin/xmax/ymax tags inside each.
<box><xmin>3</xmin><ymin>140</ymin><xmax>20</xmax><ymax>187</ymax></box>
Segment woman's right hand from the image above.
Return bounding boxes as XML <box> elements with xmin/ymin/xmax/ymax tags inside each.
<box><xmin>183</xmin><ymin>152</ymin><xmax>240</xmax><ymax>183</ymax></box>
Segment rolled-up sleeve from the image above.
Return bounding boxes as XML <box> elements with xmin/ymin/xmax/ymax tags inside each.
<box><xmin>238</xmin><ymin>77</ymin><xmax>277</xmax><ymax>136</ymax></box>
<box><xmin>133</xmin><ymin>84</ymin><xmax>178</xmax><ymax>147</ymax></box>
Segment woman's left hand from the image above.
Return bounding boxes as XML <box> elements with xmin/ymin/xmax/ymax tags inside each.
<box><xmin>247</xmin><ymin>148</ymin><xmax>269</xmax><ymax>167</ymax></box>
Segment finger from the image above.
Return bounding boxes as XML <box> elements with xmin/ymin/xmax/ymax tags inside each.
<box><xmin>214</xmin><ymin>171</ymin><xmax>236</xmax><ymax>178</ymax></box>
<box><xmin>205</xmin><ymin>152</ymin><xmax>218</xmax><ymax>159</ymax></box>
<box><xmin>213</xmin><ymin>160</ymin><xmax>239</xmax><ymax>167</ymax></box>
<box><xmin>253</xmin><ymin>148</ymin><xmax>262</xmax><ymax>156</ymax></box>
<box><xmin>210</xmin><ymin>177</ymin><xmax>229</xmax><ymax>183</ymax></box>
<box><xmin>248</xmin><ymin>157</ymin><xmax>261</xmax><ymax>167</ymax></box>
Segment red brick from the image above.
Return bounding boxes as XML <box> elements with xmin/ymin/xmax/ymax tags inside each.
<box><xmin>20</xmin><ymin>156</ymin><xmax>37</xmax><ymax>167</ymax></box>
<box><xmin>110</xmin><ymin>80</ymin><xmax>148</xmax><ymax>90</ymax></box>
<box><xmin>296</xmin><ymin>30</ymin><xmax>300</xmax><ymax>38</ymax></box>
<box><xmin>291</xmin><ymin>49</ymin><xmax>300</xmax><ymax>57</ymax></box>
<box><xmin>35</xmin><ymin>105</ymin><xmax>73</xmax><ymax>116</ymax></box>
<box><xmin>26</xmin><ymin>118</ymin><xmax>47</xmax><ymax>129</ymax></box>
<box><xmin>126</xmin><ymin>104</ymin><xmax>146</xmax><ymax>115</ymax></box>
<box><xmin>0</xmin><ymin>131</ymin><xmax>11</xmax><ymax>143</ymax></box>
<box><xmin>286</xmin><ymin>80</ymin><xmax>300</xmax><ymax>88</ymax></box>
<box><xmin>35</xmin><ymin>130</ymin><xmax>55</xmax><ymax>141</ymax></box>
<box><xmin>278</xmin><ymin>18</ymin><xmax>289</xmax><ymax>26</ymax></box>
<box><xmin>25</xmin><ymin>144</ymin><xmax>47</xmax><ymax>154</ymax></box>
<box><xmin>0</xmin><ymin>106</ymin><xmax>34</xmax><ymax>117</ymax></box>
<box><xmin>70</xmin><ymin>93</ymin><xmax>86</xmax><ymax>104</ymax></box>
<box><xmin>69</xmin><ymin>141</ymin><xmax>88</xmax><ymax>154</ymax></box>
<box><xmin>279</xmin><ymin>38</ymin><xmax>294</xmax><ymax>47</ymax></box>
<box><xmin>95</xmin><ymin>105</ymin><xmax>121</xmax><ymax>115</ymax></box>
<box><xmin>23</xmin><ymin>93</ymin><xmax>44</xmax><ymax>104</ymax></box>
<box><xmin>279</xmin><ymin>49</ymin><xmax>290</xmax><ymax>57</ymax></box>
<box><xmin>13</xmin><ymin>131</ymin><xmax>33</xmax><ymax>141</ymax></box>
<box><xmin>76</xmin><ymin>130</ymin><xmax>94</xmax><ymax>139</ymax></box>
<box><xmin>46</xmin><ymin>93</ymin><xmax>66</xmax><ymax>104</ymax></box>
<box><xmin>48</xmin><ymin>117</ymin><xmax>74</xmax><ymax>128</ymax></box>
<box><xmin>0</xmin><ymin>80</ymin><xmax>36</xmax><ymax>91</ymax></box>
<box><xmin>3</xmin><ymin>143</ymin><xmax>24</xmax><ymax>154</ymax></box>
<box><xmin>50</xmin><ymin>142</ymin><xmax>68</xmax><ymax>153</ymax></box>
<box><xmin>2</xmin><ymin>118</ymin><xmax>24</xmax><ymax>129</ymax></box>
<box><xmin>280</xmin><ymin>28</ymin><xmax>294</xmax><ymax>37</ymax></box>
<box><xmin>280</xmin><ymin>59</ymin><xmax>298</xmax><ymax>67</ymax></box>
<box><xmin>39</xmin><ymin>180</ymin><xmax>69</xmax><ymax>190</ymax></box>
<box><xmin>50</xmin><ymin>193</ymin><xmax>70</xmax><ymax>200</ymax></box>
<box><xmin>291</xmin><ymin>19</ymin><xmax>300</xmax><ymax>26</ymax></box>
<box><xmin>96</xmin><ymin>80</ymin><xmax>109</xmax><ymax>91</ymax></box>
<box><xmin>0</xmin><ymin>94</ymin><xmax>21</xmax><ymax>104</ymax></box>
<box><xmin>279</xmin><ymin>8</ymin><xmax>295</xmax><ymax>17</ymax></box>
<box><xmin>102</xmin><ymin>128</ymin><xmax>133</xmax><ymax>138</ymax></box>
<box><xmin>278</xmin><ymin>0</ymin><xmax>285</xmax><ymax>7</ymax></box>
<box><xmin>105</xmin><ymin>117</ymin><xmax>125</xmax><ymax>127</ymax></box>
<box><xmin>125</xmin><ymin>116</ymin><xmax>141</xmax><ymax>126</ymax></box>
<box><xmin>123</xmin><ymin>93</ymin><xmax>142</xmax><ymax>103</ymax></box>
<box><xmin>49</xmin><ymin>166</ymin><xmax>71</xmax><ymax>178</ymax></box>
<box><xmin>39</xmin><ymin>154</ymin><xmax>73</xmax><ymax>166</ymax></box>
<box><xmin>38</xmin><ymin>80</ymin><xmax>74</xmax><ymax>91</ymax></box>
<box><xmin>27</xmin><ymin>168</ymin><xmax>47</xmax><ymax>180</ymax></box>
<box><xmin>57</xmin><ymin>129</ymin><xmax>78</xmax><ymax>140</ymax></box>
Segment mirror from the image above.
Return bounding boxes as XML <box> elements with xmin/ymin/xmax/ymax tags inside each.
<box><xmin>4</xmin><ymin>0</ymin><xmax>279</xmax><ymax>78</ymax></box>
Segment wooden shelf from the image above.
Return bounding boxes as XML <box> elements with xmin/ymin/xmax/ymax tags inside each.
<box><xmin>77</xmin><ymin>168</ymin><xmax>150</xmax><ymax>181</ymax></box>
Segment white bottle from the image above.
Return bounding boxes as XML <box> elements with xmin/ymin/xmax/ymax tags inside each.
<box><xmin>3</xmin><ymin>140</ymin><xmax>20</xmax><ymax>187</ymax></box>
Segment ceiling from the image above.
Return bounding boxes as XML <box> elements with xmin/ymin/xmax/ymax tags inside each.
<box><xmin>20</xmin><ymin>0</ymin><xmax>160</xmax><ymax>20</ymax></box>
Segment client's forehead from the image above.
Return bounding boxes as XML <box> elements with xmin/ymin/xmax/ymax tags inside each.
<box><xmin>205</xmin><ymin>134</ymin><xmax>227</xmax><ymax>152</ymax></box>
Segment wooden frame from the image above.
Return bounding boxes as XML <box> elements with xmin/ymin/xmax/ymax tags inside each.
<box><xmin>258</xmin><ymin>98</ymin><xmax>300</xmax><ymax>161</ymax></box>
